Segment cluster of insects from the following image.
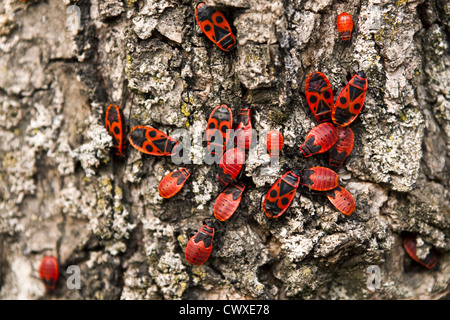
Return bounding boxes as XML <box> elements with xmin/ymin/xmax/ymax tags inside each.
<box><xmin>33</xmin><ymin>2</ymin><xmax>437</xmax><ymax>294</ymax></box>
<box><xmin>262</xmin><ymin>69</ymin><xmax>368</xmax><ymax>219</ymax></box>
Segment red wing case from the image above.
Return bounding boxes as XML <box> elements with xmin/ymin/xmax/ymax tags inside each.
<box><xmin>129</xmin><ymin>125</ymin><xmax>179</xmax><ymax>156</ymax></box>
<box><xmin>213</xmin><ymin>182</ymin><xmax>246</xmax><ymax>221</ymax></box>
<box><xmin>337</xmin><ymin>12</ymin><xmax>353</xmax><ymax>41</ymax></box>
<box><xmin>206</xmin><ymin>104</ymin><xmax>233</xmax><ymax>157</ymax></box>
<box><xmin>300</xmin><ymin>166</ymin><xmax>339</xmax><ymax>191</ymax></box>
<box><xmin>158</xmin><ymin>168</ymin><xmax>191</xmax><ymax>199</ymax></box>
<box><xmin>326</xmin><ymin>185</ymin><xmax>355</xmax><ymax>216</ymax></box>
<box><xmin>39</xmin><ymin>256</ymin><xmax>59</xmax><ymax>292</ymax></box>
<box><xmin>185</xmin><ymin>223</ymin><xmax>215</xmax><ymax>265</ymax></box>
<box><xmin>299</xmin><ymin>122</ymin><xmax>338</xmax><ymax>157</ymax></box>
<box><xmin>266</xmin><ymin>130</ymin><xmax>283</xmax><ymax>158</ymax></box>
<box><xmin>305</xmin><ymin>72</ymin><xmax>334</xmax><ymax>123</ymax></box>
<box><xmin>333</xmin><ymin>71</ymin><xmax>367</xmax><ymax>126</ymax></box>
<box><xmin>235</xmin><ymin>108</ymin><xmax>253</xmax><ymax>150</ymax></box>
<box><xmin>329</xmin><ymin>126</ymin><xmax>354</xmax><ymax>167</ymax></box>
<box><xmin>105</xmin><ymin>104</ymin><xmax>126</xmax><ymax>156</ymax></box>
<box><xmin>217</xmin><ymin>147</ymin><xmax>245</xmax><ymax>186</ymax></box>
<box><xmin>403</xmin><ymin>234</ymin><xmax>438</xmax><ymax>270</ymax></box>
<box><xmin>195</xmin><ymin>2</ymin><xmax>237</xmax><ymax>52</ymax></box>
<box><xmin>263</xmin><ymin>170</ymin><xmax>300</xmax><ymax>219</ymax></box>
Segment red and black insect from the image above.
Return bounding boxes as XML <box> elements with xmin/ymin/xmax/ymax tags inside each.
<box><xmin>333</xmin><ymin>71</ymin><xmax>368</xmax><ymax>127</ymax></box>
<box><xmin>266</xmin><ymin>130</ymin><xmax>283</xmax><ymax>158</ymax></box>
<box><xmin>217</xmin><ymin>147</ymin><xmax>245</xmax><ymax>186</ymax></box>
<box><xmin>403</xmin><ymin>234</ymin><xmax>438</xmax><ymax>270</ymax></box>
<box><xmin>263</xmin><ymin>170</ymin><xmax>301</xmax><ymax>219</ymax></box>
<box><xmin>329</xmin><ymin>126</ymin><xmax>354</xmax><ymax>167</ymax></box>
<box><xmin>234</xmin><ymin>108</ymin><xmax>253</xmax><ymax>150</ymax></box>
<box><xmin>105</xmin><ymin>104</ymin><xmax>126</xmax><ymax>157</ymax></box>
<box><xmin>326</xmin><ymin>185</ymin><xmax>355</xmax><ymax>216</ymax></box>
<box><xmin>206</xmin><ymin>104</ymin><xmax>233</xmax><ymax>157</ymax></box>
<box><xmin>195</xmin><ymin>2</ymin><xmax>236</xmax><ymax>52</ymax></box>
<box><xmin>305</xmin><ymin>72</ymin><xmax>334</xmax><ymax>123</ymax></box>
<box><xmin>39</xmin><ymin>256</ymin><xmax>59</xmax><ymax>292</ymax></box>
<box><xmin>337</xmin><ymin>12</ymin><xmax>353</xmax><ymax>41</ymax></box>
<box><xmin>128</xmin><ymin>125</ymin><xmax>179</xmax><ymax>156</ymax></box>
<box><xmin>185</xmin><ymin>222</ymin><xmax>215</xmax><ymax>266</ymax></box>
<box><xmin>299</xmin><ymin>122</ymin><xmax>338</xmax><ymax>157</ymax></box>
<box><xmin>300</xmin><ymin>166</ymin><xmax>339</xmax><ymax>191</ymax></box>
<box><xmin>158</xmin><ymin>168</ymin><xmax>191</xmax><ymax>199</ymax></box>
<box><xmin>213</xmin><ymin>182</ymin><xmax>246</xmax><ymax>221</ymax></box>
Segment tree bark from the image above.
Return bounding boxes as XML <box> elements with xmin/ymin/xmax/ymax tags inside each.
<box><xmin>0</xmin><ymin>0</ymin><xmax>449</xmax><ymax>299</ymax></box>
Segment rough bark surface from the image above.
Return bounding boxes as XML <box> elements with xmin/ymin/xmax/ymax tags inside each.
<box><xmin>0</xmin><ymin>0</ymin><xmax>449</xmax><ymax>300</ymax></box>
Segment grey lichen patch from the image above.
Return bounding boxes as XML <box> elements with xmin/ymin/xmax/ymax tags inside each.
<box><xmin>73</xmin><ymin>116</ymin><xmax>113</xmax><ymax>177</ymax></box>
<box><xmin>384</xmin><ymin>178</ymin><xmax>449</xmax><ymax>250</ymax></box>
<box><xmin>127</xmin><ymin>39</ymin><xmax>185</xmax><ymax>126</ymax></box>
<box><xmin>142</xmin><ymin>216</ymin><xmax>189</xmax><ymax>299</ymax></box>
<box><xmin>235</xmin><ymin>43</ymin><xmax>279</xmax><ymax>90</ymax></box>
<box><xmin>214</xmin><ymin>225</ymin><xmax>272</xmax><ymax>298</ymax></box>
<box><xmin>352</xmin><ymin>104</ymin><xmax>424</xmax><ymax>192</ymax></box>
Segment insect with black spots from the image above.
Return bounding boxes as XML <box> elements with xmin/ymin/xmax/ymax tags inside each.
<box><xmin>262</xmin><ymin>170</ymin><xmax>301</xmax><ymax>219</ymax></box>
<box><xmin>195</xmin><ymin>2</ymin><xmax>237</xmax><ymax>52</ymax></box>
<box><xmin>206</xmin><ymin>104</ymin><xmax>233</xmax><ymax>158</ymax></box>
<box><xmin>128</xmin><ymin>125</ymin><xmax>180</xmax><ymax>156</ymax></box>
<box><xmin>105</xmin><ymin>104</ymin><xmax>126</xmax><ymax>157</ymax></box>
<box><xmin>333</xmin><ymin>71</ymin><xmax>368</xmax><ymax>127</ymax></box>
<box><xmin>305</xmin><ymin>72</ymin><xmax>334</xmax><ymax>123</ymax></box>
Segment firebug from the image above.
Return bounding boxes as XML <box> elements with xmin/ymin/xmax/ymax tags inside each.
<box><xmin>337</xmin><ymin>12</ymin><xmax>353</xmax><ymax>41</ymax></box>
<box><xmin>206</xmin><ymin>104</ymin><xmax>233</xmax><ymax>158</ymax></box>
<box><xmin>105</xmin><ymin>104</ymin><xmax>126</xmax><ymax>157</ymax></box>
<box><xmin>128</xmin><ymin>125</ymin><xmax>179</xmax><ymax>156</ymax></box>
<box><xmin>332</xmin><ymin>71</ymin><xmax>368</xmax><ymax>127</ymax></box>
<box><xmin>263</xmin><ymin>170</ymin><xmax>301</xmax><ymax>219</ymax></box>
<box><xmin>185</xmin><ymin>222</ymin><xmax>215</xmax><ymax>266</ymax></box>
<box><xmin>299</xmin><ymin>122</ymin><xmax>338</xmax><ymax>157</ymax></box>
<box><xmin>234</xmin><ymin>108</ymin><xmax>253</xmax><ymax>150</ymax></box>
<box><xmin>213</xmin><ymin>182</ymin><xmax>246</xmax><ymax>221</ymax></box>
<box><xmin>217</xmin><ymin>147</ymin><xmax>245</xmax><ymax>187</ymax></box>
<box><xmin>329</xmin><ymin>126</ymin><xmax>354</xmax><ymax>167</ymax></box>
<box><xmin>266</xmin><ymin>130</ymin><xmax>283</xmax><ymax>158</ymax></box>
<box><xmin>300</xmin><ymin>166</ymin><xmax>339</xmax><ymax>191</ymax></box>
<box><xmin>158</xmin><ymin>168</ymin><xmax>192</xmax><ymax>199</ymax></box>
<box><xmin>326</xmin><ymin>185</ymin><xmax>355</xmax><ymax>216</ymax></box>
<box><xmin>305</xmin><ymin>72</ymin><xmax>334</xmax><ymax>123</ymax></box>
<box><xmin>39</xmin><ymin>256</ymin><xmax>59</xmax><ymax>292</ymax></box>
<box><xmin>195</xmin><ymin>2</ymin><xmax>236</xmax><ymax>52</ymax></box>
<box><xmin>403</xmin><ymin>234</ymin><xmax>438</xmax><ymax>270</ymax></box>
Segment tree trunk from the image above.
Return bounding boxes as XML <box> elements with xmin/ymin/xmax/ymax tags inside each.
<box><xmin>0</xmin><ymin>0</ymin><xmax>449</xmax><ymax>300</ymax></box>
